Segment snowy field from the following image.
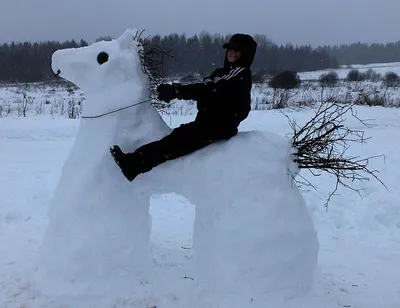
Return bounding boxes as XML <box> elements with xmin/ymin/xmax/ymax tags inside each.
<box><xmin>298</xmin><ymin>61</ymin><xmax>400</xmax><ymax>80</ymax></box>
<box><xmin>1</xmin><ymin>106</ymin><xmax>400</xmax><ymax>307</ymax></box>
<box><xmin>1</xmin><ymin>61</ymin><xmax>400</xmax><ymax>119</ymax></box>
<box><xmin>1</xmin><ymin>59</ymin><xmax>400</xmax><ymax>307</ymax></box>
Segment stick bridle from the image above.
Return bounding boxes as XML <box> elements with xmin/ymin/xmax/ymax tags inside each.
<box><xmin>80</xmin><ymin>98</ymin><xmax>153</xmax><ymax>119</ymax></box>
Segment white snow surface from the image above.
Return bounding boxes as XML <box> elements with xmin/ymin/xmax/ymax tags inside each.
<box><xmin>1</xmin><ymin>107</ymin><xmax>400</xmax><ymax>308</ymax></box>
<box><xmin>1</xmin><ymin>32</ymin><xmax>400</xmax><ymax>307</ymax></box>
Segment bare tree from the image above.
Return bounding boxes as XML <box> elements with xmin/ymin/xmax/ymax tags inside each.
<box><xmin>284</xmin><ymin>101</ymin><xmax>387</xmax><ymax>208</ymax></box>
<box><xmin>19</xmin><ymin>92</ymin><xmax>35</xmax><ymax>117</ymax></box>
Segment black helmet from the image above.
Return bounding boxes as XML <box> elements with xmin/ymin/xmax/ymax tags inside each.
<box><xmin>223</xmin><ymin>33</ymin><xmax>257</xmax><ymax>68</ymax></box>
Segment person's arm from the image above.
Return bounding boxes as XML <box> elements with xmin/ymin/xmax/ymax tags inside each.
<box><xmin>176</xmin><ymin>67</ymin><xmax>251</xmax><ymax>104</ymax></box>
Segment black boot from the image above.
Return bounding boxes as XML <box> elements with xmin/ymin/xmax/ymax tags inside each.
<box><xmin>110</xmin><ymin>145</ymin><xmax>141</xmax><ymax>182</ymax></box>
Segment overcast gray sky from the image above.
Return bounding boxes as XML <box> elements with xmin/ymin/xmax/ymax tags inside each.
<box><xmin>2</xmin><ymin>0</ymin><xmax>399</xmax><ymax>46</ymax></box>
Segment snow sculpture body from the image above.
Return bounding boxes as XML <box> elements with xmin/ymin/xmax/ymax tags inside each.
<box><xmin>37</xmin><ymin>29</ymin><xmax>319</xmax><ymax>307</ymax></box>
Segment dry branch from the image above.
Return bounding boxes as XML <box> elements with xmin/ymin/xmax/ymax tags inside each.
<box><xmin>285</xmin><ymin>101</ymin><xmax>387</xmax><ymax>207</ymax></box>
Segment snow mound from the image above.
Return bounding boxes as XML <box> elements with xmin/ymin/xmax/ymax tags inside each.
<box><xmin>35</xmin><ymin>29</ymin><xmax>319</xmax><ymax>307</ymax></box>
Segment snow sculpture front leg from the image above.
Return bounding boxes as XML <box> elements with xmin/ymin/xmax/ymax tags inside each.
<box><xmin>37</xmin><ymin>164</ymin><xmax>153</xmax><ymax>298</ymax></box>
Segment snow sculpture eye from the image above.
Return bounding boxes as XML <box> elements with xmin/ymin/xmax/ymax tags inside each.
<box><xmin>97</xmin><ymin>52</ymin><xmax>109</xmax><ymax>65</ymax></box>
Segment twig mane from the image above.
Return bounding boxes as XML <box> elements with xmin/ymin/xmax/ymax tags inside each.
<box><xmin>132</xmin><ymin>29</ymin><xmax>172</xmax><ymax>111</ymax></box>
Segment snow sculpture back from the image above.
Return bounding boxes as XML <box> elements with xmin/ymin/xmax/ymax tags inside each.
<box><xmin>36</xmin><ymin>29</ymin><xmax>319</xmax><ymax>308</ymax></box>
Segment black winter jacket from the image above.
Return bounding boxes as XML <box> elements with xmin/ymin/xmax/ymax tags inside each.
<box><xmin>175</xmin><ymin>34</ymin><xmax>257</xmax><ymax>133</ymax></box>
<box><xmin>176</xmin><ymin>66</ymin><xmax>252</xmax><ymax>129</ymax></box>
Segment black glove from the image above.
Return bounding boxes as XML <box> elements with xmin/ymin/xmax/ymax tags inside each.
<box><xmin>157</xmin><ymin>84</ymin><xmax>179</xmax><ymax>103</ymax></box>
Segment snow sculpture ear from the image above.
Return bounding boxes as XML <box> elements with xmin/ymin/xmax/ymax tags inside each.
<box><xmin>117</xmin><ymin>29</ymin><xmax>137</xmax><ymax>50</ymax></box>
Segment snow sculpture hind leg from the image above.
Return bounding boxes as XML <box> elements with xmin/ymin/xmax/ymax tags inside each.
<box><xmin>212</xmin><ymin>185</ymin><xmax>318</xmax><ymax>307</ymax></box>
<box><xmin>188</xmin><ymin>132</ymin><xmax>319</xmax><ymax>307</ymax></box>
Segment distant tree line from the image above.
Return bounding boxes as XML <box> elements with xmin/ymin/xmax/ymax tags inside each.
<box><xmin>149</xmin><ymin>33</ymin><xmax>339</xmax><ymax>77</ymax></box>
<box><xmin>0</xmin><ymin>32</ymin><xmax>339</xmax><ymax>83</ymax></box>
<box><xmin>1</xmin><ymin>32</ymin><xmax>400</xmax><ymax>83</ymax></box>
<box><xmin>321</xmin><ymin>42</ymin><xmax>400</xmax><ymax>66</ymax></box>
<box><xmin>0</xmin><ymin>39</ymin><xmax>88</xmax><ymax>82</ymax></box>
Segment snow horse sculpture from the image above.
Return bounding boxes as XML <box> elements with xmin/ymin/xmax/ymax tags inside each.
<box><xmin>37</xmin><ymin>29</ymin><xmax>319</xmax><ymax>307</ymax></box>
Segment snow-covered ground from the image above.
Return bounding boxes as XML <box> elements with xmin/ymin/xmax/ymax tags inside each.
<box><xmin>2</xmin><ymin>61</ymin><xmax>400</xmax><ymax>120</ymax></box>
<box><xmin>1</xmin><ymin>105</ymin><xmax>400</xmax><ymax>307</ymax></box>
<box><xmin>1</xmin><ymin>79</ymin><xmax>400</xmax><ymax>120</ymax></box>
<box><xmin>1</xmin><ymin>60</ymin><xmax>400</xmax><ymax>307</ymax></box>
<box><xmin>299</xmin><ymin>61</ymin><xmax>400</xmax><ymax>80</ymax></box>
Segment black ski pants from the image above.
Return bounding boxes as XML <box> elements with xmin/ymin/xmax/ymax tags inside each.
<box><xmin>129</xmin><ymin>120</ymin><xmax>237</xmax><ymax>174</ymax></box>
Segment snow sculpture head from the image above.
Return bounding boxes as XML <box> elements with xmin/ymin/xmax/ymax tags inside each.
<box><xmin>52</xmin><ymin>29</ymin><xmax>145</xmax><ymax>92</ymax></box>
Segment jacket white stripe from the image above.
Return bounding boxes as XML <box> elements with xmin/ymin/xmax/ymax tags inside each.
<box><xmin>220</xmin><ymin>67</ymin><xmax>240</xmax><ymax>81</ymax></box>
<box><xmin>220</xmin><ymin>67</ymin><xmax>239</xmax><ymax>80</ymax></box>
<box><xmin>214</xmin><ymin>67</ymin><xmax>245</xmax><ymax>83</ymax></box>
<box><xmin>184</xmin><ymin>67</ymin><xmax>246</xmax><ymax>86</ymax></box>
<box><xmin>224</xmin><ymin>67</ymin><xmax>244</xmax><ymax>80</ymax></box>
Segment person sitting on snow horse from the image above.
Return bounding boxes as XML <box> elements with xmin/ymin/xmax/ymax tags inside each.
<box><xmin>110</xmin><ymin>33</ymin><xmax>257</xmax><ymax>182</ymax></box>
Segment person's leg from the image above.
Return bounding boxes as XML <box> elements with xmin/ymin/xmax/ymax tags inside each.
<box><xmin>110</xmin><ymin>122</ymin><xmax>217</xmax><ymax>181</ymax></box>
